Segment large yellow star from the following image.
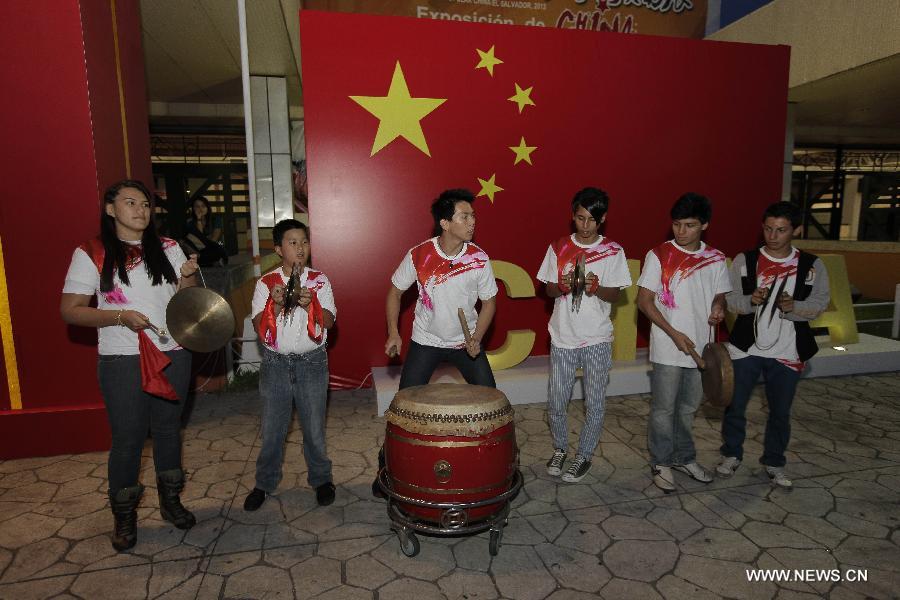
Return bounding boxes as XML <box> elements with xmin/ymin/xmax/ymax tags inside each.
<box><xmin>475</xmin><ymin>46</ymin><xmax>503</xmax><ymax>76</ymax></box>
<box><xmin>476</xmin><ymin>174</ymin><xmax>504</xmax><ymax>204</ymax></box>
<box><xmin>349</xmin><ymin>62</ymin><xmax>447</xmax><ymax>157</ymax></box>
<box><xmin>509</xmin><ymin>137</ymin><xmax>537</xmax><ymax>165</ymax></box>
<box><xmin>508</xmin><ymin>83</ymin><xmax>535</xmax><ymax>114</ymax></box>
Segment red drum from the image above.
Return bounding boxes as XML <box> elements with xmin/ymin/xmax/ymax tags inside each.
<box><xmin>385</xmin><ymin>384</ymin><xmax>518</xmax><ymax>526</ymax></box>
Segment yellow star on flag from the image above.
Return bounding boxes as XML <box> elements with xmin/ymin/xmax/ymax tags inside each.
<box><xmin>350</xmin><ymin>61</ymin><xmax>447</xmax><ymax>157</ymax></box>
<box><xmin>509</xmin><ymin>137</ymin><xmax>537</xmax><ymax>165</ymax></box>
<box><xmin>476</xmin><ymin>174</ymin><xmax>504</xmax><ymax>204</ymax></box>
<box><xmin>508</xmin><ymin>83</ymin><xmax>535</xmax><ymax>114</ymax></box>
<box><xmin>475</xmin><ymin>46</ymin><xmax>503</xmax><ymax>76</ymax></box>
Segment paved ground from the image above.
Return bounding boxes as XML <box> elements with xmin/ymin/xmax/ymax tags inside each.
<box><xmin>1</xmin><ymin>372</ymin><xmax>898</xmax><ymax>599</ymax></box>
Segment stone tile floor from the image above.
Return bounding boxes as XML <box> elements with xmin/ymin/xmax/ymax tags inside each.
<box><xmin>1</xmin><ymin>372</ymin><xmax>898</xmax><ymax>599</ymax></box>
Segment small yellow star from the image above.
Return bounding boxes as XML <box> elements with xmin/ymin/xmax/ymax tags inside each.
<box><xmin>508</xmin><ymin>83</ymin><xmax>535</xmax><ymax>114</ymax></box>
<box><xmin>476</xmin><ymin>174</ymin><xmax>504</xmax><ymax>204</ymax></box>
<box><xmin>349</xmin><ymin>61</ymin><xmax>447</xmax><ymax>157</ymax></box>
<box><xmin>509</xmin><ymin>137</ymin><xmax>537</xmax><ymax>165</ymax></box>
<box><xmin>475</xmin><ymin>46</ymin><xmax>503</xmax><ymax>76</ymax></box>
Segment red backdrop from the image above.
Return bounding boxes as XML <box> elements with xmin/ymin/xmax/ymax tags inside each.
<box><xmin>300</xmin><ymin>10</ymin><xmax>790</xmax><ymax>387</ymax></box>
<box><xmin>0</xmin><ymin>0</ymin><xmax>151</xmax><ymax>458</ymax></box>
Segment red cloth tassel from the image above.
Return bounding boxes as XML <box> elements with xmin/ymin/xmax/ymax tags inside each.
<box><xmin>307</xmin><ymin>291</ymin><xmax>324</xmax><ymax>343</ymax></box>
<box><xmin>257</xmin><ymin>297</ymin><xmax>279</xmax><ymax>347</ymax></box>
<box><xmin>138</xmin><ymin>331</ymin><xmax>179</xmax><ymax>400</ymax></box>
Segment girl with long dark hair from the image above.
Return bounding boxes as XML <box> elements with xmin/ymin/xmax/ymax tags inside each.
<box><xmin>61</xmin><ymin>180</ymin><xmax>199</xmax><ymax>551</ymax></box>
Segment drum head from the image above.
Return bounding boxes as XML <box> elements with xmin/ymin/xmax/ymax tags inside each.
<box><xmin>700</xmin><ymin>342</ymin><xmax>734</xmax><ymax>407</ymax></box>
<box><xmin>387</xmin><ymin>384</ymin><xmax>513</xmax><ymax>437</ymax></box>
<box><xmin>166</xmin><ymin>287</ymin><xmax>235</xmax><ymax>353</ymax></box>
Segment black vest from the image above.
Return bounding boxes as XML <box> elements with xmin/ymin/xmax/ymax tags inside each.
<box><xmin>729</xmin><ymin>249</ymin><xmax>820</xmax><ymax>361</ymax></box>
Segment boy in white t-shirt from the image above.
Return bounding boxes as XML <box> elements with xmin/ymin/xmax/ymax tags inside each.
<box><xmin>373</xmin><ymin>189</ymin><xmax>498</xmax><ymax>497</ymax></box>
<box><xmin>719</xmin><ymin>202</ymin><xmax>830</xmax><ymax>488</ymax></box>
<box><xmin>243</xmin><ymin>219</ymin><xmax>338</xmax><ymax>511</ymax></box>
<box><xmin>637</xmin><ymin>193</ymin><xmax>731</xmax><ymax>493</ymax></box>
<box><xmin>536</xmin><ymin>187</ymin><xmax>632</xmax><ymax>483</ymax></box>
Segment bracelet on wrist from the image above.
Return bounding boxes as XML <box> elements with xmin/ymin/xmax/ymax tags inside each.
<box><xmin>115</xmin><ymin>310</ymin><xmax>124</xmax><ymax>327</ymax></box>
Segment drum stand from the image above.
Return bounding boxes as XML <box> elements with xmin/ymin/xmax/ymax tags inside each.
<box><xmin>376</xmin><ymin>468</ymin><xmax>524</xmax><ymax>557</ymax></box>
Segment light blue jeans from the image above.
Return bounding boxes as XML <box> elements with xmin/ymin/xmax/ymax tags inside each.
<box><xmin>648</xmin><ymin>362</ymin><xmax>703</xmax><ymax>466</ymax></box>
<box><xmin>255</xmin><ymin>346</ymin><xmax>332</xmax><ymax>491</ymax></box>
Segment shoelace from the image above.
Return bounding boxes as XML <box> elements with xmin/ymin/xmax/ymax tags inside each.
<box><xmin>567</xmin><ymin>457</ymin><xmax>586</xmax><ymax>474</ymax></box>
<box><xmin>549</xmin><ymin>451</ymin><xmax>566</xmax><ymax>467</ymax></box>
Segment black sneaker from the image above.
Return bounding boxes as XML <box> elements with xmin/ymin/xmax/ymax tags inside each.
<box><xmin>243</xmin><ymin>488</ymin><xmax>267</xmax><ymax>511</ymax></box>
<box><xmin>316</xmin><ymin>482</ymin><xmax>336</xmax><ymax>506</ymax></box>
<box><xmin>546</xmin><ymin>449</ymin><xmax>567</xmax><ymax>476</ymax></box>
<box><xmin>561</xmin><ymin>456</ymin><xmax>591</xmax><ymax>483</ymax></box>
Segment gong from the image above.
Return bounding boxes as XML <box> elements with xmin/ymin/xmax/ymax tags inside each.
<box><xmin>689</xmin><ymin>342</ymin><xmax>734</xmax><ymax>408</ymax></box>
<box><xmin>166</xmin><ymin>287</ymin><xmax>235</xmax><ymax>353</ymax></box>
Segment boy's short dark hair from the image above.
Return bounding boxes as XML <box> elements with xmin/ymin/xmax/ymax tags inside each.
<box><xmin>670</xmin><ymin>192</ymin><xmax>712</xmax><ymax>224</ymax></box>
<box><xmin>431</xmin><ymin>189</ymin><xmax>475</xmax><ymax>234</ymax></box>
<box><xmin>763</xmin><ymin>201</ymin><xmax>803</xmax><ymax>229</ymax></box>
<box><xmin>571</xmin><ymin>187</ymin><xmax>609</xmax><ymax>223</ymax></box>
<box><xmin>273</xmin><ymin>219</ymin><xmax>308</xmax><ymax>246</ymax></box>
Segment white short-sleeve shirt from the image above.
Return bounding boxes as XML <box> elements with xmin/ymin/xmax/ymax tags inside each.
<box><xmin>62</xmin><ymin>238</ymin><xmax>187</xmax><ymax>355</ymax></box>
<box><xmin>251</xmin><ymin>266</ymin><xmax>336</xmax><ymax>355</ymax></box>
<box><xmin>536</xmin><ymin>235</ymin><xmax>632</xmax><ymax>348</ymax></box>
<box><xmin>637</xmin><ymin>240</ymin><xmax>731</xmax><ymax>367</ymax></box>
<box><xmin>391</xmin><ymin>238</ymin><xmax>498</xmax><ymax>349</ymax></box>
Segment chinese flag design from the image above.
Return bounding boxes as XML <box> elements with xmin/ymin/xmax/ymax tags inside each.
<box><xmin>299</xmin><ymin>10</ymin><xmax>789</xmax><ymax>386</ymax></box>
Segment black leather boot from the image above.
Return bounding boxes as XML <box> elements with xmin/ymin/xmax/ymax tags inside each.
<box><xmin>108</xmin><ymin>484</ymin><xmax>144</xmax><ymax>551</ymax></box>
<box><xmin>156</xmin><ymin>469</ymin><xmax>196</xmax><ymax>530</ymax></box>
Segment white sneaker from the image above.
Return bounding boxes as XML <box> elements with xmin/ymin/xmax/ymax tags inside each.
<box><xmin>673</xmin><ymin>462</ymin><xmax>713</xmax><ymax>483</ymax></box>
<box><xmin>652</xmin><ymin>465</ymin><xmax>676</xmax><ymax>493</ymax></box>
<box><xmin>716</xmin><ymin>456</ymin><xmax>741</xmax><ymax>478</ymax></box>
<box><xmin>546</xmin><ymin>449</ymin><xmax>567</xmax><ymax>477</ymax></box>
<box><xmin>766</xmin><ymin>466</ymin><xmax>793</xmax><ymax>488</ymax></box>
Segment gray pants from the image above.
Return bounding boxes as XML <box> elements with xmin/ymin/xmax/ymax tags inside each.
<box><xmin>547</xmin><ymin>342</ymin><xmax>612</xmax><ymax>458</ymax></box>
<box><xmin>648</xmin><ymin>362</ymin><xmax>702</xmax><ymax>466</ymax></box>
<box><xmin>98</xmin><ymin>350</ymin><xmax>191</xmax><ymax>489</ymax></box>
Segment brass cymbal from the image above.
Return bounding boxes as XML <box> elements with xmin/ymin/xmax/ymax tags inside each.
<box><xmin>165</xmin><ymin>287</ymin><xmax>235</xmax><ymax>353</ymax></box>
<box><xmin>571</xmin><ymin>254</ymin><xmax>587</xmax><ymax>313</ymax></box>
<box><xmin>700</xmin><ymin>342</ymin><xmax>734</xmax><ymax>408</ymax></box>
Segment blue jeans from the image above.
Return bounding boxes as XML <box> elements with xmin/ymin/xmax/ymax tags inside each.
<box><xmin>648</xmin><ymin>362</ymin><xmax>703</xmax><ymax>466</ymax></box>
<box><xmin>548</xmin><ymin>343</ymin><xmax>612</xmax><ymax>458</ymax></box>
<box><xmin>720</xmin><ymin>355</ymin><xmax>801</xmax><ymax>468</ymax></box>
<box><xmin>98</xmin><ymin>350</ymin><xmax>191</xmax><ymax>489</ymax></box>
<box><xmin>255</xmin><ymin>346</ymin><xmax>332</xmax><ymax>491</ymax></box>
<box><xmin>398</xmin><ymin>340</ymin><xmax>496</xmax><ymax>389</ymax></box>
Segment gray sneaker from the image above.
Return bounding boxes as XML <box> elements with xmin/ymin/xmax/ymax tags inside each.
<box><xmin>652</xmin><ymin>465</ymin><xmax>676</xmax><ymax>493</ymax></box>
<box><xmin>766</xmin><ymin>466</ymin><xmax>793</xmax><ymax>488</ymax></box>
<box><xmin>716</xmin><ymin>456</ymin><xmax>741</xmax><ymax>478</ymax></box>
<box><xmin>561</xmin><ymin>456</ymin><xmax>591</xmax><ymax>483</ymax></box>
<box><xmin>546</xmin><ymin>449</ymin><xmax>567</xmax><ymax>477</ymax></box>
<box><xmin>673</xmin><ymin>462</ymin><xmax>713</xmax><ymax>483</ymax></box>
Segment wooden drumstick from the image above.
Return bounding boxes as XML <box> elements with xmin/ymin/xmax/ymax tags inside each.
<box><xmin>689</xmin><ymin>347</ymin><xmax>706</xmax><ymax>370</ymax></box>
<box><xmin>458</xmin><ymin>308</ymin><xmax>473</xmax><ymax>345</ymax></box>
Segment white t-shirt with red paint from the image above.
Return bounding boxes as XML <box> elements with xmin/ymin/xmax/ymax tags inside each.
<box><xmin>536</xmin><ymin>235</ymin><xmax>632</xmax><ymax>349</ymax></box>
<box><xmin>63</xmin><ymin>238</ymin><xmax>187</xmax><ymax>355</ymax></box>
<box><xmin>637</xmin><ymin>240</ymin><xmax>731</xmax><ymax>368</ymax></box>
<box><xmin>391</xmin><ymin>238</ymin><xmax>498</xmax><ymax>349</ymax></box>
<box><xmin>727</xmin><ymin>247</ymin><xmax>803</xmax><ymax>370</ymax></box>
<box><xmin>251</xmin><ymin>266</ymin><xmax>336</xmax><ymax>355</ymax></box>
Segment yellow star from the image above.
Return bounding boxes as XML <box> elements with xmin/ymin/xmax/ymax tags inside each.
<box><xmin>476</xmin><ymin>174</ymin><xmax>504</xmax><ymax>204</ymax></box>
<box><xmin>508</xmin><ymin>83</ymin><xmax>535</xmax><ymax>114</ymax></box>
<box><xmin>509</xmin><ymin>137</ymin><xmax>537</xmax><ymax>165</ymax></box>
<box><xmin>475</xmin><ymin>46</ymin><xmax>503</xmax><ymax>76</ymax></box>
<box><xmin>349</xmin><ymin>62</ymin><xmax>447</xmax><ymax>157</ymax></box>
